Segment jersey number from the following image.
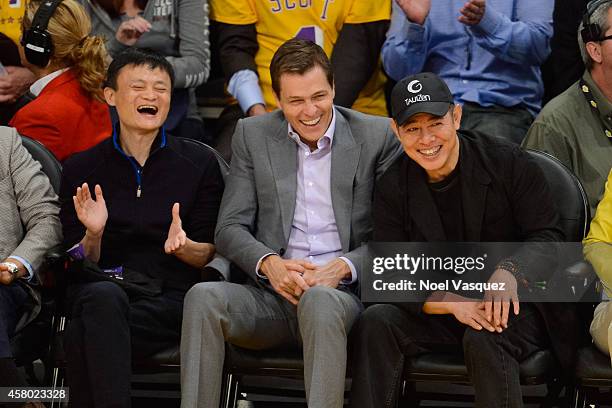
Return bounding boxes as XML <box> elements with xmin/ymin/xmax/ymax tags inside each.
<box><xmin>295</xmin><ymin>25</ymin><xmax>324</xmax><ymax>47</ymax></box>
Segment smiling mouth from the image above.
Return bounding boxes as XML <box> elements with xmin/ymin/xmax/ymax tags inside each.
<box><xmin>137</xmin><ymin>105</ymin><xmax>159</xmax><ymax>116</ymax></box>
<box><xmin>300</xmin><ymin>116</ymin><xmax>321</xmax><ymax>127</ymax></box>
<box><xmin>418</xmin><ymin>146</ymin><xmax>442</xmax><ymax>157</ymax></box>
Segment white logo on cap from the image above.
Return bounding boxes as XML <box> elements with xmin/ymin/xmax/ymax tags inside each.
<box><xmin>407</xmin><ymin>80</ymin><xmax>423</xmax><ymax>94</ymax></box>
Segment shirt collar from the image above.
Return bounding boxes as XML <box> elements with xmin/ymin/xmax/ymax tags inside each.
<box><xmin>583</xmin><ymin>70</ymin><xmax>612</xmax><ymax>121</ymax></box>
<box><xmin>29</xmin><ymin>68</ymin><xmax>70</xmax><ymax>97</ymax></box>
<box><xmin>111</xmin><ymin>123</ymin><xmax>168</xmax><ymax>160</ymax></box>
<box><xmin>288</xmin><ymin>108</ymin><xmax>336</xmax><ymax>152</ymax></box>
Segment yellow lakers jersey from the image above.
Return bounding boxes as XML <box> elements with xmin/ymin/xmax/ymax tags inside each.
<box><xmin>211</xmin><ymin>0</ymin><xmax>390</xmax><ymax>116</ymax></box>
<box><xmin>0</xmin><ymin>0</ymin><xmax>25</xmax><ymax>49</ymax></box>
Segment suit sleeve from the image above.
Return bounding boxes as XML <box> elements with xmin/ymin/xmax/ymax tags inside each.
<box><xmin>341</xmin><ymin>121</ymin><xmax>402</xmax><ymax>277</ymax></box>
<box><xmin>332</xmin><ymin>20</ymin><xmax>389</xmax><ymax>108</ymax></box>
<box><xmin>7</xmin><ymin>128</ymin><xmax>62</xmax><ymax>272</ymax></box>
<box><xmin>214</xmin><ymin>119</ymin><xmax>276</xmax><ymax>280</ymax></box>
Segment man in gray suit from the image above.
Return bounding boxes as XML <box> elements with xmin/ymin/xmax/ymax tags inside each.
<box><xmin>180</xmin><ymin>39</ymin><xmax>400</xmax><ymax>408</ymax></box>
<box><xmin>0</xmin><ymin>126</ymin><xmax>61</xmax><ymax>398</ymax></box>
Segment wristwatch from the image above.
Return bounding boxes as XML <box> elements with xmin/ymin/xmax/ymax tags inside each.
<box><xmin>1</xmin><ymin>262</ymin><xmax>20</xmax><ymax>279</ymax></box>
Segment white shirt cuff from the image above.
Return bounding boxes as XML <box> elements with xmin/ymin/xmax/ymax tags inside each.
<box><xmin>339</xmin><ymin>256</ymin><xmax>357</xmax><ymax>284</ymax></box>
<box><xmin>255</xmin><ymin>252</ymin><xmax>278</xmax><ymax>279</ymax></box>
<box><xmin>228</xmin><ymin>69</ymin><xmax>266</xmax><ymax>114</ymax></box>
<box><xmin>10</xmin><ymin>255</ymin><xmax>34</xmax><ymax>282</ymax></box>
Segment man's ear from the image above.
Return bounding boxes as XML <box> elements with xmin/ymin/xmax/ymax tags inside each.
<box><xmin>452</xmin><ymin>104</ymin><xmax>463</xmax><ymax>130</ymax></box>
<box><xmin>389</xmin><ymin>118</ymin><xmax>401</xmax><ymax>140</ymax></box>
<box><xmin>103</xmin><ymin>87</ymin><xmax>116</xmax><ymax>107</ymax></box>
<box><xmin>587</xmin><ymin>42</ymin><xmax>603</xmax><ymax>64</ymax></box>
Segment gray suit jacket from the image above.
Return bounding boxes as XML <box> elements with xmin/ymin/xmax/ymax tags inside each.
<box><xmin>0</xmin><ymin>127</ymin><xmax>62</xmax><ymax>331</ymax></box>
<box><xmin>215</xmin><ymin>106</ymin><xmax>401</xmax><ymax>284</ymax></box>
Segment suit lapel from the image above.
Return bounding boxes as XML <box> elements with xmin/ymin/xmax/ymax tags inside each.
<box><xmin>405</xmin><ymin>159</ymin><xmax>446</xmax><ymax>241</ymax></box>
<box><xmin>268</xmin><ymin>118</ymin><xmax>298</xmax><ymax>245</ymax></box>
<box><xmin>459</xmin><ymin>136</ymin><xmax>491</xmax><ymax>241</ymax></box>
<box><xmin>331</xmin><ymin>112</ymin><xmax>360</xmax><ymax>252</ymax></box>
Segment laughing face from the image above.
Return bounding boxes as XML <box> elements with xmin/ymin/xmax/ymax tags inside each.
<box><xmin>274</xmin><ymin>65</ymin><xmax>334</xmax><ymax>148</ymax></box>
<box><xmin>391</xmin><ymin>105</ymin><xmax>462</xmax><ymax>183</ymax></box>
<box><xmin>103</xmin><ymin>64</ymin><xmax>171</xmax><ymax>134</ymax></box>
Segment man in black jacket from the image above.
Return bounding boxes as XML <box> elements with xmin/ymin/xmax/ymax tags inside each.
<box><xmin>349</xmin><ymin>72</ymin><xmax>579</xmax><ymax>408</ymax></box>
<box><xmin>59</xmin><ymin>48</ymin><xmax>224</xmax><ymax>407</ymax></box>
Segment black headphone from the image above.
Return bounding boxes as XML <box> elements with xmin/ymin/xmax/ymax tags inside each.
<box><xmin>20</xmin><ymin>0</ymin><xmax>62</xmax><ymax>67</ymax></box>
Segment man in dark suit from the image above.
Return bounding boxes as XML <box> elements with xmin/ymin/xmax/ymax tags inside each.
<box><xmin>180</xmin><ymin>39</ymin><xmax>401</xmax><ymax>408</ymax></box>
<box><xmin>349</xmin><ymin>73</ymin><xmax>578</xmax><ymax>408</ymax></box>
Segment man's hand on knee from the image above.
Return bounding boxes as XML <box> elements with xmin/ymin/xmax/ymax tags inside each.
<box><xmin>484</xmin><ymin>268</ymin><xmax>520</xmax><ymax>332</ymax></box>
<box><xmin>260</xmin><ymin>255</ymin><xmax>312</xmax><ymax>304</ymax></box>
<box><xmin>303</xmin><ymin>258</ymin><xmax>350</xmax><ymax>288</ymax></box>
<box><xmin>445</xmin><ymin>293</ymin><xmax>496</xmax><ymax>332</ymax></box>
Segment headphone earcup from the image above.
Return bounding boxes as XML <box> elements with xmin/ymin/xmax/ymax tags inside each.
<box><xmin>21</xmin><ymin>29</ymin><xmax>52</xmax><ymax>68</ymax></box>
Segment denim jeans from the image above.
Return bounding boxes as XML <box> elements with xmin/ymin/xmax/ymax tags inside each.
<box><xmin>349</xmin><ymin>303</ymin><xmax>548</xmax><ymax>408</ymax></box>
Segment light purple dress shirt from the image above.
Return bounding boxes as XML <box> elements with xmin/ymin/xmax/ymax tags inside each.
<box><xmin>257</xmin><ymin>109</ymin><xmax>357</xmax><ymax>283</ymax></box>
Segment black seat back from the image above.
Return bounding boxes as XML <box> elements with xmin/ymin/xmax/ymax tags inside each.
<box><xmin>20</xmin><ymin>136</ymin><xmax>62</xmax><ymax>195</ymax></box>
<box><xmin>526</xmin><ymin>149</ymin><xmax>589</xmax><ymax>240</ymax></box>
<box><xmin>178</xmin><ymin>137</ymin><xmax>229</xmax><ymax>181</ymax></box>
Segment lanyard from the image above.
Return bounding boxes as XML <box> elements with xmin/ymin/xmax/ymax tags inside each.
<box><xmin>579</xmin><ymin>78</ymin><xmax>612</xmax><ymax>141</ymax></box>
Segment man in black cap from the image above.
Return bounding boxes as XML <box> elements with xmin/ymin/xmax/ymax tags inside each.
<box><xmin>349</xmin><ymin>72</ymin><xmax>576</xmax><ymax>408</ymax></box>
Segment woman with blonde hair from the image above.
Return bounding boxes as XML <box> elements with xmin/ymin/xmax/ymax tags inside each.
<box><xmin>9</xmin><ymin>0</ymin><xmax>111</xmax><ymax>161</ymax></box>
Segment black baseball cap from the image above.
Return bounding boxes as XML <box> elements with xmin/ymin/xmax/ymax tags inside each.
<box><xmin>391</xmin><ymin>72</ymin><xmax>454</xmax><ymax>126</ymax></box>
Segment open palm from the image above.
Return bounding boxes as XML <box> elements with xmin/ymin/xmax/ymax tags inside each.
<box><xmin>165</xmin><ymin>203</ymin><xmax>187</xmax><ymax>254</ymax></box>
<box><xmin>73</xmin><ymin>183</ymin><xmax>107</xmax><ymax>236</ymax></box>
<box><xmin>396</xmin><ymin>0</ymin><xmax>431</xmax><ymax>25</ymax></box>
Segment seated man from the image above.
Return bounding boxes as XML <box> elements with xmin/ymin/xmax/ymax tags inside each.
<box><xmin>59</xmin><ymin>48</ymin><xmax>224</xmax><ymax>407</ymax></box>
<box><xmin>584</xmin><ymin>169</ymin><xmax>612</xmax><ymax>364</ymax></box>
<box><xmin>0</xmin><ymin>126</ymin><xmax>61</xmax><ymax>407</ymax></box>
<box><xmin>210</xmin><ymin>0</ymin><xmax>390</xmax><ymax>161</ymax></box>
<box><xmin>383</xmin><ymin>0</ymin><xmax>553</xmax><ymax>144</ymax></box>
<box><xmin>350</xmin><ymin>73</ymin><xmax>578</xmax><ymax>407</ymax></box>
<box><xmin>180</xmin><ymin>38</ymin><xmax>401</xmax><ymax>408</ymax></box>
<box><xmin>523</xmin><ymin>0</ymin><xmax>612</xmax><ymax>216</ymax></box>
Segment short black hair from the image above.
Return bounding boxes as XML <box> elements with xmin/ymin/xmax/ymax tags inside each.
<box><xmin>104</xmin><ymin>48</ymin><xmax>175</xmax><ymax>89</ymax></box>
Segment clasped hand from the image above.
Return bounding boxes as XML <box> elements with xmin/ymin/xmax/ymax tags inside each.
<box><xmin>448</xmin><ymin>268</ymin><xmax>519</xmax><ymax>333</ymax></box>
<box><xmin>260</xmin><ymin>256</ymin><xmax>351</xmax><ymax>305</ymax></box>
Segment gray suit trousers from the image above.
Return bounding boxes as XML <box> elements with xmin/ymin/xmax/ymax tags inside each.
<box><xmin>180</xmin><ymin>281</ymin><xmax>362</xmax><ymax>408</ymax></box>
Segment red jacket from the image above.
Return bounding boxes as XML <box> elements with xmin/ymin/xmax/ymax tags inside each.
<box><xmin>10</xmin><ymin>69</ymin><xmax>111</xmax><ymax>161</ymax></box>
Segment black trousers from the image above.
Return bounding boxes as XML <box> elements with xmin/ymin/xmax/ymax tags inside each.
<box><xmin>64</xmin><ymin>281</ymin><xmax>184</xmax><ymax>408</ymax></box>
<box><xmin>349</xmin><ymin>303</ymin><xmax>548</xmax><ymax>408</ymax></box>
<box><xmin>0</xmin><ymin>283</ymin><xmax>28</xmax><ymax>400</ymax></box>
<box><xmin>460</xmin><ymin>102</ymin><xmax>534</xmax><ymax>145</ymax></box>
